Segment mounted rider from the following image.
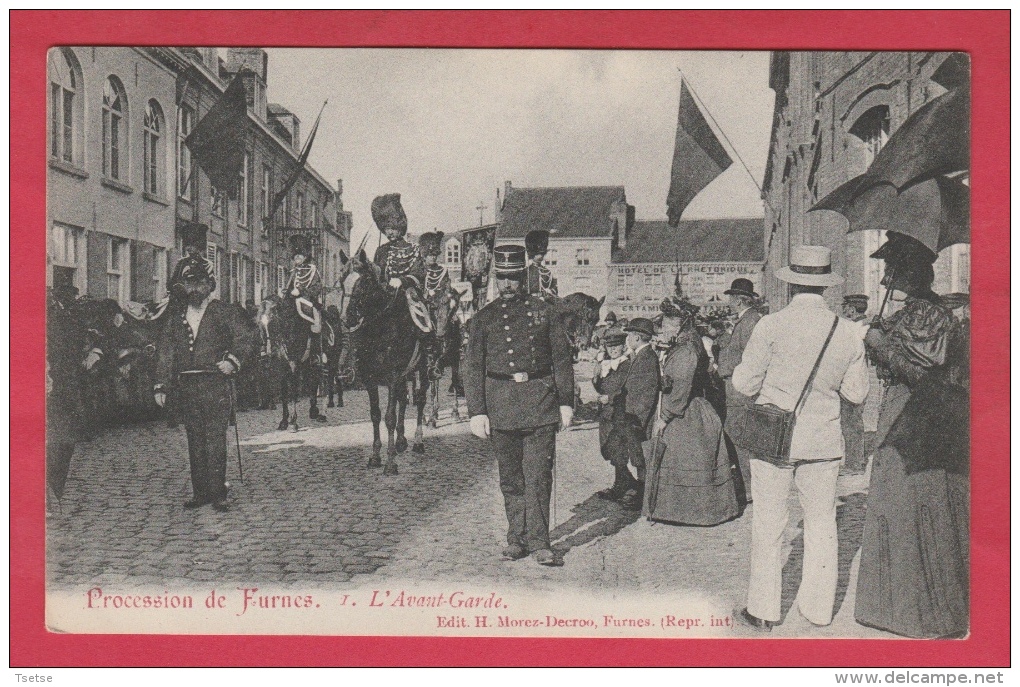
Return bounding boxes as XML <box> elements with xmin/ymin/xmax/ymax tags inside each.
<box><xmin>371</xmin><ymin>193</ymin><xmax>432</xmax><ymax>334</ymax></box>
<box><xmin>283</xmin><ymin>233</ymin><xmax>328</xmax><ymax>422</ymax></box>
<box><xmin>525</xmin><ymin>229</ymin><xmax>558</xmax><ymax>302</ymax></box>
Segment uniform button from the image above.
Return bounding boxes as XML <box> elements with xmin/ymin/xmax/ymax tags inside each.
<box><xmin>506</xmin><ymin>337</ymin><xmax>512</xmax><ymax>342</ymax></box>
<box><xmin>507</xmin><ymin>349</ymin><xmax>514</xmax><ymax>354</ymax></box>
<box><xmin>527</xmin><ymin>312</ymin><xmax>532</xmax><ymax>317</ymax></box>
<box><xmin>504</xmin><ymin>325</ymin><xmax>510</xmax><ymax>331</ymax></box>
<box><xmin>509</xmin><ymin>362</ymin><xmax>515</xmax><ymax>367</ymax></box>
<box><xmin>503</xmin><ymin>314</ymin><xmax>509</xmax><ymax>319</ymax></box>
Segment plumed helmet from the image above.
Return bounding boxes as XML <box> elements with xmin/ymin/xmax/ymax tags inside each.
<box><xmin>525</xmin><ymin>230</ymin><xmax>550</xmax><ymax>257</ymax></box>
<box><xmin>418</xmin><ymin>231</ymin><xmax>445</xmax><ymax>257</ymax></box>
<box><xmin>289</xmin><ymin>233</ymin><xmax>313</xmax><ymax>258</ymax></box>
<box><xmin>371</xmin><ymin>193</ymin><xmax>408</xmax><ymax>235</ymax></box>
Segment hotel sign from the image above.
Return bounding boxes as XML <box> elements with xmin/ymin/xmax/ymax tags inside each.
<box><xmin>606</xmin><ymin>262</ymin><xmax>763</xmax><ymax>315</ymax></box>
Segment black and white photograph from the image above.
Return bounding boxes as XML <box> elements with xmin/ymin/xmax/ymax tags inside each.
<box><xmin>45</xmin><ymin>47</ymin><xmax>971</xmax><ymax>640</ymax></box>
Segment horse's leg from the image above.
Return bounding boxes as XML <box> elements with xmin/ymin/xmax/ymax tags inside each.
<box><xmin>394</xmin><ymin>380</ymin><xmax>409</xmax><ymax>454</ymax></box>
<box><xmin>326</xmin><ymin>365</ymin><xmax>335</xmax><ymax>407</ymax></box>
<box><xmin>413</xmin><ymin>372</ymin><xmax>427</xmax><ymax>454</ymax></box>
<box><xmin>278</xmin><ymin>362</ymin><xmax>290</xmax><ymax>431</ymax></box>
<box><xmin>427</xmin><ymin>377</ymin><xmax>437</xmax><ymax>428</ymax></box>
<box><xmin>289</xmin><ymin>364</ymin><xmax>300</xmax><ymax>431</ymax></box>
<box><xmin>383</xmin><ymin>382</ymin><xmax>399</xmax><ymax>475</ymax></box>
<box><xmin>367</xmin><ymin>384</ymin><xmax>382</xmax><ymax>468</ymax></box>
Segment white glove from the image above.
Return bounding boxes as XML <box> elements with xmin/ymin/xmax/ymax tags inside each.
<box><xmin>470</xmin><ymin>414</ymin><xmax>490</xmax><ymax>439</ymax></box>
<box><xmin>83</xmin><ymin>349</ymin><xmax>102</xmax><ymax>371</ymax></box>
<box><xmin>559</xmin><ymin>405</ymin><xmax>574</xmax><ymax>431</ymax></box>
<box><xmin>154</xmin><ymin>392</ymin><xmax>166</xmax><ymax>408</ymax></box>
<box><xmin>388</xmin><ymin>278</ymin><xmax>402</xmax><ymax>289</ymax></box>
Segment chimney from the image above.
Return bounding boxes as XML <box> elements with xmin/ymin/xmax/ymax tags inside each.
<box><xmin>224</xmin><ymin>48</ymin><xmax>269</xmax><ymax>121</ymax></box>
<box><xmin>611</xmin><ymin>199</ymin><xmax>629</xmax><ymax>249</ymax></box>
<box><xmin>336</xmin><ymin>179</ymin><xmax>344</xmax><ymax>211</ymax></box>
<box><xmin>494</xmin><ymin>188</ymin><xmax>502</xmax><ymax>222</ymax></box>
<box><xmin>504</xmin><ymin>180</ymin><xmax>512</xmax><ymax>201</ymax></box>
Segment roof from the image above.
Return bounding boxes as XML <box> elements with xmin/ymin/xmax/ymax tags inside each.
<box><xmin>614</xmin><ymin>218</ymin><xmax>765</xmax><ymax>264</ymax></box>
<box><xmin>499</xmin><ymin>186</ymin><xmax>626</xmax><ymax>239</ymax></box>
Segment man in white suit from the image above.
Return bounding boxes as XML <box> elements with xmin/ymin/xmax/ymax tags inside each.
<box><xmin>732</xmin><ymin>246</ymin><xmax>869</xmax><ymax>631</ymax></box>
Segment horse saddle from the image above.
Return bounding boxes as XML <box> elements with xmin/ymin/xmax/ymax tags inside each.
<box><xmin>294</xmin><ymin>297</ymin><xmax>322</xmax><ymax>333</ymax></box>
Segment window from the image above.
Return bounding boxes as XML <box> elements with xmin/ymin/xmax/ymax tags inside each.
<box><xmin>643</xmin><ymin>274</ymin><xmax>660</xmax><ymax>300</ymax></box>
<box><xmin>282</xmin><ymin>193</ymin><xmax>290</xmax><ymax>225</ymax></box>
<box><xmin>48</xmin><ymin>48</ymin><xmax>82</xmax><ymax>165</ymax></box>
<box><xmin>574</xmin><ymin>275</ymin><xmax>592</xmax><ymax>291</ymax></box>
<box><xmin>211</xmin><ymin>185</ymin><xmax>225</xmax><ymax>217</ymax></box>
<box><xmin>177</xmin><ymin>105</ymin><xmax>194</xmax><ymax>200</ymax></box>
<box><xmin>152</xmin><ymin>247</ymin><xmax>167</xmax><ymax>300</ymax></box>
<box><xmin>576</xmin><ymin>248</ymin><xmax>590</xmax><ymax>266</ymax></box>
<box><xmin>849</xmin><ymin>105</ymin><xmax>890</xmax><ymax>170</ymax></box>
<box><xmin>546</xmin><ymin>249</ymin><xmax>558</xmax><ymax>267</ymax></box>
<box><xmin>238</xmin><ymin>152</ymin><xmax>250</xmax><ymax>226</ymax></box>
<box><xmin>296</xmin><ymin>192</ymin><xmax>305</xmax><ymax>227</ymax></box>
<box><xmin>277</xmin><ymin>265</ymin><xmax>286</xmax><ymax>292</ymax></box>
<box><xmin>143</xmin><ymin>100</ymin><xmax>165</xmax><ymax>196</ymax></box>
<box><xmin>311</xmin><ymin>201</ymin><xmax>319</xmax><ymax>228</ymax></box>
<box><xmin>254</xmin><ymin>260</ymin><xmax>263</xmax><ymax>304</ymax></box>
<box><xmin>261</xmin><ymin>166</ymin><xmax>271</xmax><ymax>231</ymax></box>
<box><xmin>107</xmin><ymin>237</ymin><xmax>130</xmax><ymax>302</ymax></box>
<box><xmin>616</xmin><ymin>273</ymin><xmax>635</xmax><ymax>301</ymax></box>
<box><xmin>445</xmin><ymin>240</ymin><xmax>461</xmax><ymax>266</ymax></box>
<box><xmin>102</xmin><ymin>76</ymin><xmax>127</xmax><ymax>181</ymax></box>
<box><xmin>50</xmin><ymin>224</ymin><xmax>83</xmax><ymax>290</ymax></box>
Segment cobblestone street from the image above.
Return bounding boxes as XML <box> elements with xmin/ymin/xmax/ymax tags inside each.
<box><xmin>48</xmin><ymin>373</ymin><xmax>890</xmax><ymax>638</ymax></box>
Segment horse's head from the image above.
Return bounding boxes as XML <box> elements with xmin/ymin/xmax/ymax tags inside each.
<box><xmin>556</xmin><ymin>292</ymin><xmax>604</xmax><ymax>351</ymax></box>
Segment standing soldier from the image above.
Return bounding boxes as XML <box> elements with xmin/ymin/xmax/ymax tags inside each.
<box><xmin>717</xmin><ymin>277</ymin><xmax>763</xmax><ymax>501</ymax></box>
<box><xmin>153</xmin><ymin>256</ymin><xmax>255</xmax><ymax>512</ymax></box>
<box><xmin>465</xmin><ymin>245</ymin><xmax>575</xmax><ymax>567</ymax></box>
<box><xmin>524</xmin><ymin>230</ymin><xmax>558</xmax><ymax>301</ymax></box>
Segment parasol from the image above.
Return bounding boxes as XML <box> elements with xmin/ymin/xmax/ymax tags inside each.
<box><xmin>810</xmin><ymin>175</ymin><xmax>969</xmax><ymax>254</ymax></box>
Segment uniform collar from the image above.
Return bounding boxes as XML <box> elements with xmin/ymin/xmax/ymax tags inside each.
<box><xmin>788</xmin><ymin>293</ymin><xmax>829</xmax><ymax>309</ymax></box>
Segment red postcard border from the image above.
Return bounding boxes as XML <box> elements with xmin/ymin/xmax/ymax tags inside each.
<box><xmin>11</xmin><ymin>10</ymin><xmax>1010</xmax><ymax>667</ymax></box>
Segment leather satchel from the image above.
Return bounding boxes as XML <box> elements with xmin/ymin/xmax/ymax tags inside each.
<box><xmin>735</xmin><ymin>315</ymin><xmax>839</xmax><ymax>466</ymax></box>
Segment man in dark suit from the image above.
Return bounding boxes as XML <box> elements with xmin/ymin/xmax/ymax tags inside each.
<box><xmin>154</xmin><ymin>256</ymin><xmax>255</xmax><ymax>512</ymax></box>
<box><xmin>618</xmin><ymin>317</ymin><xmax>661</xmax><ymax>510</ymax></box>
<box><xmin>717</xmin><ymin>277</ymin><xmax>763</xmax><ymax>499</ymax></box>
<box><xmin>465</xmin><ymin>245</ymin><xmax>575</xmax><ymax>566</ymax></box>
<box><xmin>592</xmin><ymin>327</ymin><xmax>637</xmax><ymax>501</ymax></box>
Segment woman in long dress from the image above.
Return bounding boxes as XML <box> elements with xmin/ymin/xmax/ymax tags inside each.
<box><xmin>643</xmin><ymin>296</ymin><xmax>739</xmax><ymax>526</ymax></box>
<box><xmin>855</xmin><ymin>233</ymin><xmax>969</xmax><ymax>638</ymax></box>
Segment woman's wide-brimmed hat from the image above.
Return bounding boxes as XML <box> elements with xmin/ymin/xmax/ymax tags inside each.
<box><xmin>775</xmin><ymin>245</ymin><xmax>845</xmax><ymax>287</ymax></box>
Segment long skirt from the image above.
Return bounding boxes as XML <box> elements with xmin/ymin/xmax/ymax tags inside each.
<box><xmin>855</xmin><ymin>383</ymin><xmax>970</xmax><ymax>638</ymax></box>
<box><xmin>644</xmin><ymin>397</ymin><xmax>739</xmax><ymax>526</ymax></box>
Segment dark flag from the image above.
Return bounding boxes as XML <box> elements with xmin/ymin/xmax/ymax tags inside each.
<box><xmin>666</xmin><ymin>81</ymin><xmax>733</xmax><ymax>227</ymax></box>
<box><xmin>265</xmin><ymin>101</ymin><xmax>326</xmax><ymax>226</ymax></box>
<box><xmin>184</xmin><ymin>71</ymin><xmax>252</xmax><ymax>198</ymax></box>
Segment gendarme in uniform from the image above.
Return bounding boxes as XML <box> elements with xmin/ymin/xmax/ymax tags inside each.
<box><xmin>465</xmin><ymin>244</ymin><xmax>574</xmax><ymax>566</ymax></box>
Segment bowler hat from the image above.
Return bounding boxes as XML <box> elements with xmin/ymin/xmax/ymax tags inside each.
<box><xmin>775</xmin><ymin>246</ymin><xmax>844</xmax><ymax>287</ymax></box>
<box><xmin>724</xmin><ymin>277</ymin><xmax>758</xmax><ymax>298</ymax></box>
<box><xmin>525</xmin><ymin>230</ymin><xmax>550</xmax><ymax>257</ymax></box>
<box><xmin>624</xmin><ymin>317</ymin><xmax>655</xmax><ymax>338</ymax></box>
<box><xmin>493</xmin><ymin>245</ymin><xmax>527</xmax><ymax>276</ymax></box>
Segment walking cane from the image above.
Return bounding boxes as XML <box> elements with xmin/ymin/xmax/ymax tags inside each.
<box><xmin>228</xmin><ymin>378</ymin><xmax>244</xmax><ymax>483</ymax></box>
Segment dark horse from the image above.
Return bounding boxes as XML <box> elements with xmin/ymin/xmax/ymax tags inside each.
<box><xmin>258</xmin><ymin>294</ymin><xmax>331</xmax><ymax>431</ymax></box>
<box><xmin>341</xmin><ymin>251</ymin><xmax>430</xmax><ymax>475</ymax></box>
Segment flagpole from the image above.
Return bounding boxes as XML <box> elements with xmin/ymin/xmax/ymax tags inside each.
<box><xmin>677</xmin><ymin>68</ymin><xmax>782</xmax><ymax>269</ymax></box>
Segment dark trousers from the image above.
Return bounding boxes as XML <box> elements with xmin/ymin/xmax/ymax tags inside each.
<box><xmin>491</xmin><ymin>423</ymin><xmax>557</xmax><ymax>552</ymax></box>
<box><xmin>178</xmin><ymin>375</ymin><xmax>231</xmax><ymax>503</ymax></box>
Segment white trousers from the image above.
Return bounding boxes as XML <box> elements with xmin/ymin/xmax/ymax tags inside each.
<box><xmin>746</xmin><ymin>458</ymin><xmax>841</xmax><ymax>625</ymax></box>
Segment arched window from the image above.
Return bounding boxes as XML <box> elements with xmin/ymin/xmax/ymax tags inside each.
<box><xmin>102</xmin><ymin>76</ymin><xmax>128</xmax><ymax>181</ymax></box>
<box><xmin>143</xmin><ymin>100</ymin><xmax>165</xmax><ymax>196</ymax></box>
<box><xmin>48</xmin><ymin>48</ymin><xmax>83</xmax><ymax>165</ymax></box>
<box><xmin>849</xmin><ymin>105</ymin><xmax>890</xmax><ymax>170</ymax></box>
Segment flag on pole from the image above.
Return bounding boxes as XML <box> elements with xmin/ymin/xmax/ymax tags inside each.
<box><xmin>184</xmin><ymin>70</ymin><xmax>252</xmax><ymax>198</ymax></box>
<box><xmin>265</xmin><ymin>101</ymin><xmax>326</xmax><ymax>226</ymax></box>
<box><xmin>666</xmin><ymin>81</ymin><xmax>733</xmax><ymax>227</ymax></box>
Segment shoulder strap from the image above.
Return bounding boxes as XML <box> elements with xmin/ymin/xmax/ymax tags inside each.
<box><xmin>793</xmin><ymin>314</ymin><xmax>839</xmax><ymax>416</ymax></box>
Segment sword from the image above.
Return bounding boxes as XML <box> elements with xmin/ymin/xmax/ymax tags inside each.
<box><xmin>228</xmin><ymin>377</ymin><xmax>244</xmax><ymax>483</ymax></box>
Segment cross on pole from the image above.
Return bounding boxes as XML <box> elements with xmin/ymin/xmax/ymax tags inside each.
<box><xmin>475</xmin><ymin>201</ymin><xmax>488</xmax><ymax>226</ymax></box>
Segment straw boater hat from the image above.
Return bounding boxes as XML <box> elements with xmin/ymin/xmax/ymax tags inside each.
<box><xmin>775</xmin><ymin>246</ymin><xmax>844</xmax><ymax>287</ymax></box>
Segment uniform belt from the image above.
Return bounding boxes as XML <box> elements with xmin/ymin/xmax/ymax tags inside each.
<box><xmin>487</xmin><ymin>367</ymin><xmax>551</xmax><ymax>383</ymax></box>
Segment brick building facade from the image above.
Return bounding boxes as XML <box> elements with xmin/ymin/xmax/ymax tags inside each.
<box><xmin>762</xmin><ymin>51</ymin><xmax>970</xmax><ymax>312</ymax></box>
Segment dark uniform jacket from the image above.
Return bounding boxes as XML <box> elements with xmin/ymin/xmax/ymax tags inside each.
<box><xmin>717</xmin><ymin>307</ymin><xmax>762</xmax><ymax>406</ymax></box>
<box><xmin>465</xmin><ymin>293</ymin><xmax>574</xmax><ymax>431</ymax></box>
<box><xmin>625</xmin><ymin>344</ymin><xmax>661</xmax><ymax>440</ymax></box>
<box><xmin>155</xmin><ymin>299</ymin><xmax>256</xmax><ymax>390</ymax></box>
<box><xmin>525</xmin><ymin>262</ymin><xmax>558</xmax><ymax>301</ymax></box>
<box><xmin>374</xmin><ymin>240</ymin><xmax>425</xmax><ymax>291</ymax></box>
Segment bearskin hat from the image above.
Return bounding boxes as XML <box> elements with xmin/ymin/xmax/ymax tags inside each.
<box><xmin>371</xmin><ymin>193</ymin><xmax>408</xmax><ymax>235</ymax></box>
<box><xmin>525</xmin><ymin>230</ymin><xmax>550</xmax><ymax>257</ymax></box>
<box><xmin>289</xmin><ymin>233</ymin><xmax>312</xmax><ymax>257</ymax></box>
<box><xmin>418</xmin><ymin>231</ymin><xmax>445</xmax><ymax>257</ymax></box>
